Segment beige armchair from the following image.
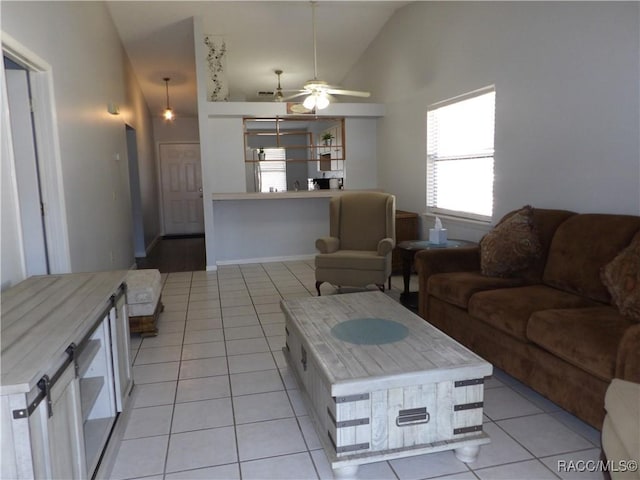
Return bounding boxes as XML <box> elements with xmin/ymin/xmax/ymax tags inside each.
<box><xmin>315</xmin><ymin>192</ymin><xmax>396</xmax><ymax>296</ymax></box>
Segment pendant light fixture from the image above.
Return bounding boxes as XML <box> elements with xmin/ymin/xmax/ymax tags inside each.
<box><xmin>162</xmin><ymin>77</ymin><xmax>174</xmax><ymax>121</ymax></box>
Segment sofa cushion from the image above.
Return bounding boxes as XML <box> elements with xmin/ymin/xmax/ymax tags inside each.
<box><xmin>480</xmin><ymin>206</ymin><xmax>542</xmax><ymax>278</ymax></box>
<box><xmin>468</xmin><ymin>285</ymin><xmax>599</xmax><ymax>342</ymax></box>
<box><xmin>527</xmin><ymin>306</ymin><xmax>633</xmax><ymax>381</ymax></box>
<box><xmin>428</xmin><ymin>272</ymin><xmax>525</xmax><ymax>309</ymax></box>
<box><xmin>316</xmin><ymin>250</ymin><xmax>386</xmax><ymax>271</ymax></box>
<box><xmin>601</xmin><ymin>233</ymin><xmax>640</xmax><ymax>321</ymax></box>
<box><xmin>543</xmin><ymin>214</ymin><xmax>640</xmax><ymax>303</ymax></box>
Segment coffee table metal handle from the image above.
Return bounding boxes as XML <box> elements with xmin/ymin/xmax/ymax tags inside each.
<box><xmin>396</xmin><ymin>407</ymin><xmax>430</xmax><ymax>427</ymax></box>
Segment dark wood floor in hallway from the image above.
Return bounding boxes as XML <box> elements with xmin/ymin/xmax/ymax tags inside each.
<box><xmin>135</xmin><ymin>236</ymin><xmax>206</xmax><ymax>273</ymax></box>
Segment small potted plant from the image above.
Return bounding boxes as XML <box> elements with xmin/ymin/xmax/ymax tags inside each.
<box><xmin>322</xmin><ymin>132</ymin><xmax>334</xmax><ymax>147</ymax></box>
<box><xmin>257</xmin><ymin>147</ymin><xmax>265</xmax><ymax>161</ymax></box>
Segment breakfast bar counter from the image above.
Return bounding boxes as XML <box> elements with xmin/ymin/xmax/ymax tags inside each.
<box><xmin>211</xmin><ymin>189</ymin><xmax>376</xmax><ymax>201</ymax></box>
<box><xmin>209</xmin><ymin>190</ymin><xmax>381</xmax><ymax>268</ymax></box>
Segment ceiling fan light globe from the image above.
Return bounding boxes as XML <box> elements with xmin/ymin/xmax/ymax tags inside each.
<box><xmin>316</xmin><ymin>94</ymin><xmax>330</xmax><ymax>110</ymax></box>
<box><xmin>303</xmin><ymin>94</ymin><xmax>317</xmax><ymax>110</ymax></box>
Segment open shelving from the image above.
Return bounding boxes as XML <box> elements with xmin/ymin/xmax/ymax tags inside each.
<box><xmin>243</xmin><ymin>116</ymin><xmax>345</xmax><ymax>165</ymax></box>
<box><xmin>77</xmin><ymin>318</ymin><xmax>117</xmax><ymax>476</ymax></box>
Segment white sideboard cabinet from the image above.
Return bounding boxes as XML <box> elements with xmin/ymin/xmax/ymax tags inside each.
<box><xmin>1</xmin><ymin>272</ymin><xmax>133</xmax><ymax>479</ymax></box>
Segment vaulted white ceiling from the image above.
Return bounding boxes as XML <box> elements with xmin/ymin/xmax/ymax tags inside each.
<box><xmin>106</xmin><ymin>1</ymin><xmax>405</xmax><ymax>118</ymax></box>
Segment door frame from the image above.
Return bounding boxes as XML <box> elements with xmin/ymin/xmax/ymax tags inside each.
<box><xmin>2</xmin><ymin>32</ymin><xmax>71</xmax><ymax>273</ymax></box>
<box><xmin>157</xmin><ymin>141</ymin><xmax>202</xmax><ymax>235</ymax></box>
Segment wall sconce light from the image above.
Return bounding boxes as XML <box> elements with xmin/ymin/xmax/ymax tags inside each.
<box><xmin>163</xmin><ymin>77</ymin><xmax>174</xmax><ymax>121</ymax></box>
<box><xmin>108</xmin><ymin>101</ymin><xmax>120</xmax><ymax>115</ymax></box>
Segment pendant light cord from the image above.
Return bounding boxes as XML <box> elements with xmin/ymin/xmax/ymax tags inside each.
<box><xmin>163</xmin><ymin>77</ymin><xmax>171</xmax><ymax>109</ymax></box>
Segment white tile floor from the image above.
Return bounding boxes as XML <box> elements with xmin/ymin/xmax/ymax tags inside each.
<box><xmin>107</xmin><ymin>261</ymin><xmax>604</xmax><ymax>480</ymax></box>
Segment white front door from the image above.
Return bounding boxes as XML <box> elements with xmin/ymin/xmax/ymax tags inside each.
<box><xmin>159</xmin><ymin>143</ymin><xmax>204</xmax><ymax>235</ymax></box>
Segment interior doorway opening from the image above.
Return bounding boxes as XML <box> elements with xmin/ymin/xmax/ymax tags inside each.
<box><xmin>4</xmin><ymin>55</ymin><xmax>50</xmax><ymax>276</ymax></box>
<box><xmin>2</xmin><ymin>33</ymin><xmax>71</xmax><ymax>288</ymax></box>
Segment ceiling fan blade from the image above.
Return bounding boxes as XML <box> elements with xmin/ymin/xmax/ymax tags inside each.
<box><xmin>326</xmin><ymin>88</ymin><xmax>371</xmax><ymax>98</ymax></box>
<box><xmin>281</xmin><ymin>92</ymin><xmax>308</xmax><ymax>101</ymax></box>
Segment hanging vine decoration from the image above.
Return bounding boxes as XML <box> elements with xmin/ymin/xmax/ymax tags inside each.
<box><xmin>204</xmin><ymin>36</ymin><xmax>228</xmax><ymax>101</ymax></box>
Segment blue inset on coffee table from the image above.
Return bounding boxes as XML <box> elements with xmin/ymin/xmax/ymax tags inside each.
<box><xmin>330</xmin><ymin>317</ymin><xmax>408</xmax><ymax>345</ymax></box>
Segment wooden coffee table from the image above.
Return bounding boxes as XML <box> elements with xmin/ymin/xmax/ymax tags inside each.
<box><xmin>281</xmin><ymin>291</ymin><xmax>492</xmax><ymax>478</ymax></box>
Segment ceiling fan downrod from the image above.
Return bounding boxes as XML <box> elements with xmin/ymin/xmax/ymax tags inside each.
<box><xmin>311</xmin><ymin>1</ymin><xmax>318</xmax><ymax>81</ymax></box>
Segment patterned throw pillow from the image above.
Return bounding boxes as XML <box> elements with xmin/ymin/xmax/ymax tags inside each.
<box><xmin>601</xmin><ymin>234</ymin><xmax>640</xmax><ymax>321</ymax></box>
<box><xmin>480</xmin><ymin>205</ymin><xmax>542</xmax><ymax>278</ymax></box>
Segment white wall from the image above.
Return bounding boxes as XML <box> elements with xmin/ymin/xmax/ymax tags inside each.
<box><xmin>153</xmin><ymin>116</ymin><xmax>200</xmax><ymax>144</ymax></box>
<box><xmin>344</xmin><ymin>2</ymin><xmax>640</xmax><ymax>235</ymax></box>
<box><xmin>2</xmin><ymin>2</ymin><xmax>156</xmax><ymax>274</ymax></box>
<box><xmin>124</xmin><ymin>57</ymin><xmax>161</xmax><ymax>254</ymax></box>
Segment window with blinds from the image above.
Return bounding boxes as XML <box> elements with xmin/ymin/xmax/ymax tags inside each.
<box><xmin>259</xmin><ymin>148</ymin><xmax>287</xmax><ymax>192</ymax></box>
<box><xmin>426</xmin><ymin>87</ymin><xmax>495</xmax><ymax>222</ymax></box>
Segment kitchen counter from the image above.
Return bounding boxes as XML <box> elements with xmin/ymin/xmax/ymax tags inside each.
<box><xmin>212</xmin><ymin>189</ymin><xmax>378</xmax><ymax>201</ymax></box>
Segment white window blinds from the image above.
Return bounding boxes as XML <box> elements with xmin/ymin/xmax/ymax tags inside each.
<box><xmin>259</xmin><ymin>148</ymin><xmax>287</xmax><ymax>192</ymax></box>
<box><xmin>427</xmin><ymin>88</ymin><xmax>495</xmax><ymax>221</ymax></box>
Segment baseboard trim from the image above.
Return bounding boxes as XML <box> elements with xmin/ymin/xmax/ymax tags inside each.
<box><xmin>162</xmin><ymin>233</ymin><xmax>205</xmax><ymax>240</ymax></box>
<box><xmin>214</xmin><ymin>253</ymin><xmax>315</xmax><ymax>268</ymax></box>
<box><xmin>145</xmin><ymin>234</ymin><xmax>161</xmax><ymax>256</ymax></box>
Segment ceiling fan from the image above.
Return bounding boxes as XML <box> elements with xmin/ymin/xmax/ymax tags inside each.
<box><xmin>274</xmin><ymin>69</ymin><xmax>284</xmax><ymax>102</ymax></box>
<box><xmin>283</xmin><ymin>1</ymin><xmax>371</xmax><ymax>110</ymax></box>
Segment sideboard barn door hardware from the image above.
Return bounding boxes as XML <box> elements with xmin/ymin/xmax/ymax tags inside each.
<box><xmin>37</xmin><ymin>375</ymin><xmax>53</xmax><ymax>418</ymax></box>
<box><xmin>66</xmin><ymin>342</ymin><xmax>78</xmax><ymax>378</ymax></box>
<box><xmin>301</xmin><ymin>345</ymin><xmax>307</xmax><ymax>371</ymax></box>
<box><xmin>12</xmin><ymin>340</ymin><xmax>78</xmax><ymax>420</ymax></box>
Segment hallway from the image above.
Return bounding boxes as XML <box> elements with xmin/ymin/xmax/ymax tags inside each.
<box><xmin>136</xmin><ymin>236</ymin><xmax>206</xmax><ymax>273</ymax></box>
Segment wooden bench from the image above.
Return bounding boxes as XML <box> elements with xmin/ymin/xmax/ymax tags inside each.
<box><xmin>126</xmin><ymin>269</ymin><xmax>163</xmax><ymax>337</ymax></box>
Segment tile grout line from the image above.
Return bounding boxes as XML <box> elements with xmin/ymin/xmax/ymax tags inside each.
<box><xmin>223</xmin><ymin>267</ymin><xmax>245</xmax><ymax>478</ymax></box>
<box><xmin>162</xmin><ymin>272</ymin><xmax>193</xmax><ymax>477</ymax></box>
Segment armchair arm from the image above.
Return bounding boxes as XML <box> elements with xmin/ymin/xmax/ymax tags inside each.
<box><xmin>415</xmin><ymin>246</ymin><xmax>480</xmax><ymax>318</ymax></box>
<box><xmin>615</xmin><ymin>323</ymin><xmax>640</xmax><ymax>383</ymax></box>
<box><xmin>316</xmin><ymin>236</ymin><xmax>340</xmax><ymax>254</ymax></box>
<box><xmin>377</xmin><ymin>237</ymin><xmax>394</xmax><ymax>256</ymax></box>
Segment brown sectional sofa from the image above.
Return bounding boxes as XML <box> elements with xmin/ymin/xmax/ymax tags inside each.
<box><xmin>416</xmin><ymin>209</ymin><xmax>640</xmax><ymax>429</ymax></box>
